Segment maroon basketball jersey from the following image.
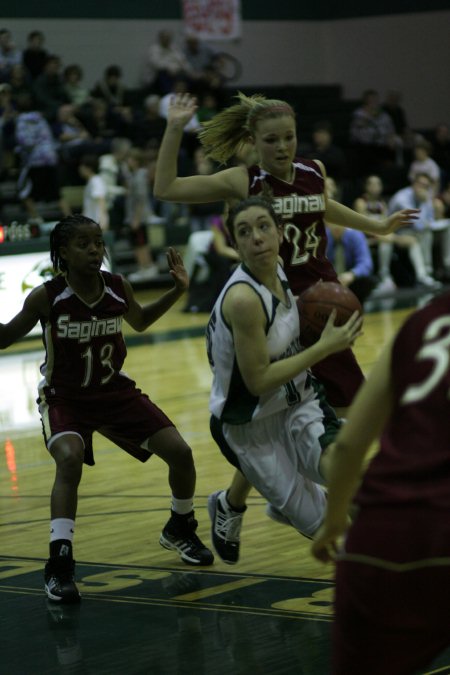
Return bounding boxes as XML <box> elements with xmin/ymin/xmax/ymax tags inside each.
<box><xmin>355</xmin><ymin>291</ymin><xmax>450</xmax><ymax>509</ymax></box>
<box><xmin>39</xmin><ymin>271</ymin><xmax>130</xmax><ymax>394</ymax></box>
<box><xmin>247</xmin><ymin>158</ymin><xmax>338</xmax><ymax>295</ymax></box>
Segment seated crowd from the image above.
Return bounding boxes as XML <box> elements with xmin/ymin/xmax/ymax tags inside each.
<box><xmin>0</xmin><ymin>27</ymin><xmax>449</xmax><ymax>294</ymax></box>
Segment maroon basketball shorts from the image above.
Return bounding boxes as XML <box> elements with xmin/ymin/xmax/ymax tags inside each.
<box><xmin>38</xmin><ymin>384</ymin><xmax>174</xmax><ymax>465</ymax></box>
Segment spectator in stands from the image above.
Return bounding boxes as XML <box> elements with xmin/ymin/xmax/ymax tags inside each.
<box><xmin>79</xmin><ymin>97</ymin><xmax>126</xmax><ymax>142</ymax></box>
<box><xmin>8</xmin><ymin>64</ymin><xmax>32</xmax><ymax>103</ymax></box>
<box><xmin>183</xmin><ymin>213</ymin><xmax>239</xmax><ymax>313</ymax></box>
<box><xmin>91</xmin><ymin>64</ymin><xmax>133</xmax><ymax>132</ymax></box>
<box><xmin>353</xmin><ymin>174</ymin><xmax>434</xmax><ymax>295</ymax></box>
<box><xmin>182</xmin><ymin>34</ymin><xmax>215</xmax><ymax>78</ymax></box>
<box><xmin>408</xmin><ymin>137</ymin><xmax>441</xmax><ymax>195</ymax></box>
<box><xmin>182</xmin><ymin>34</ymin><xmax>216</xmax><ymax>97</ymax></box>
<box><xmin>91</xmin><ymin>64</ymin><xmax>126</xmax><ymax>108</ymax></box>
<box><xmin>387</xmin><ymin>173</ymin><xmax>442</xmax><ymax>288</ymax></box>
<box><xmin>15</xmin><ymin>92</ymin><xmax>70</xmax><ymax>222</ymax></box>
<box><xmin>432</xmin><ymin>186</ymin><xmax>450</xmax><ymax>282</ymax></box>
<box><xmin>145</xmin><ymin>30</ymin><xmax>192</xmax><ymax>95</ymax></box>
<box><xmin>63</xmin><ymin>64</ymin><xmax>90</xmax><ymax>107</ymax></box>
<box><xmin>0</xmin><ymin>29</ymin><xmax>22</xmax><ymax>83</ymax></box>
<box><xmin>99</xmin><ymin>137</ymin><xmax>131</xmax><ymax>230</ymax></box>
<box><xmin>353</xmin><ymin>174</ymin><xmax>387</xmax><ymax>220</ymax></box>
<box><xmin>0</xmin><ymin>82</ymin><xmax>16</xmax><ymax>123</ymax></box>
<box><xmin>382</xmin><ymin>90</ymin><xmax>409</xmax><ymax>139</ymax></box>
<box><xmin>0</xmin><ymin>82</ymin><xmax>17</xmax><ymax>177</ymax></box>
<box><xmin>354</xmin><ymin>174</ymin><xmax>393</xmax><ymax>293</ymax></box>
<box><xmin>382</xmin><ymin>90</ymin><xmax>416</xmax><ymax>169</ymax></box>
<box><xmin>326</xmin><ymin>222</ymin><xmax>375</xmax><ymax>303</ymax></box>
<box><xmin>437</xmin><ymin>179</ymin><xmax>450</xmax><ymax>219</ymax></box>
<box><xmin>78</xmin><ymin>153</ymin><xmax>109</xmax><ymax>231</ymax></box>
<box><xmin>32</xmin><ymin>54</ymin><xmax>70</xmax><ymax>122</ymax></box>
<box><xmin>53</xmin><ymin>104</ymin><xmax>90</xmax><ymax>153</ymax></box>
<box><xmin>53</xmin><ymin>104</ymin><xmax>109</xmax><ymax>179</ymax></box>
<box><xmin>325</xmin><ymin>176</ymin><xmax>376</xmax><ymax>303</ymax></box>
<box><xmin>131</xmin><ymin>93</ymin><xmax>166</xmax><ymax>148</ymax></box>
<box><xmin>22</xmin><ymin>30</ymin><xmax>48</xmax><ymax>81</ymax></box>
<box><xmin>201</xmin><ymin>53</ymin><xmax>231</xmax><ymax>108</ymax></box>
<box><xmin>430</xmin><ymin>123</ymin><xmax>450</xmax><ymax>191</ymax></box>
<box><xmin>350</xmin><ymin>89</ymin><xmax>402</xmax><ymax>173</ymax></box>
<box><xmin>125</xmin><ymin>147</ymin><xmax>160</xmax><ymax>283</ymax></box>
<box><xmin>304</xmin><ymin>120</ymin><xmax>347</xmax><ymax>181</ymax></box>
<box><xmin>196</xmin><ymin>91</ymin><xmax>219</xmax><ymax>124</ymax></box>
<box><xmin>188</xmin><ymin>147</ymin><xmax>222</xmax><ymax>232</ymax></box>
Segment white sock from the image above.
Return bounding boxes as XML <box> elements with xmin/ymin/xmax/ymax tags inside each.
<box><xmin>171</xmin><ymin>497</ymin><xmax>194</xmax><ymax>515</ymax></box>
<box><xmin>50</xmin><ymin>518</ymin><xmax>75</xmax><ymax>542</ymax></box>
<box><xmin>408</xmin><ymin>242</ymin><xmax>427</xmax><ymax>279</ymax></box>
<box><xmin>378</xmin><ymin>241</ymin><xmax>393</xmax><ymax>279</ymax></box>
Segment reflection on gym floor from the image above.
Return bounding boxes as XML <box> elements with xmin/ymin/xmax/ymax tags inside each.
<box><xmin>2</xmin><ymin>287</ymin><xmax>450</xmax><ymax>674</ymax></box>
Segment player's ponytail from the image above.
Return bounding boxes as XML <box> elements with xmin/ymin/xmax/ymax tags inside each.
<box><xmin>198</xmin><ymin>92</ymin><xmax>295</xmax><ymax>165</ymax></box>
<box><xmin>198</xmin><ymin>95</ymin><xmax>252</xmax><ymax>164</ymax></box>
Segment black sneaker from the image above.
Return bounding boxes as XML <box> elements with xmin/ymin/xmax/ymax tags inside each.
<box><xmin>207</xmin><ymin>490</ymin><xmax>245</xmax><ymax>564</ymax></box>
<box><xmin>46</xmin><ymin>601</ymin><xmax>84</xmax><ymax>669</ymax></box>
<box><xmin>162</xmin><ymin>572</ymin><xmax>202</xmax><ymax>596</ymax></box>
<box><xmin>159</xmin><ymin>511</ymin><xmax>214</xmax><ymax>566</ymax></box>
<box><xmin>45</xmin><ymin>556</ymin><xmax>81</xmax><ymax>603</ymax></box>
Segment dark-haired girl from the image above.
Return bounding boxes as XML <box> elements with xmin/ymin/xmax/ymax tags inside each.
<box><xmin>206</xmin><ymin>197</ymin><xmax>362</xmax><ymax>554</ymax></box>
<box><xmin>0</xmin><ymin>214</ymin><xmax>213</xmax><ymax>603</ymax></box>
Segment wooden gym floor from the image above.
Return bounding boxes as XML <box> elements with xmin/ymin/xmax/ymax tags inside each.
<box><xmin>1</xmin><ymin>286</ymin><xmax>450</xmax><ymax>675</ymax></box>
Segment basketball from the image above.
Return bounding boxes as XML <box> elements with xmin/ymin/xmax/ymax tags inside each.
<box><xmin>296</xmin><ymin>281</ymin><xmax>362</xmax><ymax>346</ymax></box>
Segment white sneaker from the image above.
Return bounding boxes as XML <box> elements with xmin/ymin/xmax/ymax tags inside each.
<box><xmin>207</xmin><ymin>490</ymin><xmax>245</xmax><ymax>564</ymax></box>
<box><xmin>417</xmin><ymin>275</ymin><xmax>442</xmax><ymax>289</ymax></box>
<box><xmin>127</xmin><ymin>266</ymin><xmax>159</xmax><ymax>282</ymax></box>
<box><xmin>370</xmin><ymin>277</ymin><xmax>397</xmax><ymax>296</ymax></box>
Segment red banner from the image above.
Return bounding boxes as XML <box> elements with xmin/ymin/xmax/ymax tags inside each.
<box><xmin>182</xmin><ymin>0</ymin><xmax>241</xmax><ymax>40</ymax></box>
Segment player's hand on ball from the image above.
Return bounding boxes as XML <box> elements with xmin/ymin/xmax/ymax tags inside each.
<box><xmin>166</xmin><ymin>247</ymin><xmax>189</xmax><ymax>291</ymax></box>
<box><xmin>297</xmin><ymin>281</ymin><xmax>362</xmax><ymax>347</ymax></box>
<box><xmin>318</xmin><ymin>309</ymin><xmax>363</xmax><ymax>355</ymax></box>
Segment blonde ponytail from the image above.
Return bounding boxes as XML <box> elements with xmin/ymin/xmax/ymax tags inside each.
<box><xmin>198</xmin><ymin>92</ymin><xmax>295</xmax><ymax>165</ymax></box>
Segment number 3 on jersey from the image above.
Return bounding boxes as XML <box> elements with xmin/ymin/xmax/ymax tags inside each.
<box><xmin>401</xmin><ymin>316</ymin><xmax>450</xmax><ymax>404</ymax></box>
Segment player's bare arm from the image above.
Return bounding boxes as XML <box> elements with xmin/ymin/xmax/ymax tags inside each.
<box><xmin>223</xmin><ymin>283</ymin><xmax>272</xmax><ymax>396</ymax></box>
<box><xmin>155</xmin><ymin>164</ymin><xmax>248</xmax><ymax>204</ymax></box>
<box><xmin>154</xmin><ymin>91</ymin><xmax>248</xmax><ymax>203</ymax></box>
<box><xmin>226</xmin><ymin>286</ymin><xmax>363</xmax><ymax>396</ymax></box>
<box><xmin>326</xmin><ymin>199</ymin><xmax>419</xmax><ymax>236</ymax></box>
<box><xmin>122</xmin><ymin>248</ymin><xmax>188</xmax><ymax>332</ymax></box>
<box><xmin>312</xmin><ymin>341</ymin><xmax>394</xmax><ymax>563</ymax></box>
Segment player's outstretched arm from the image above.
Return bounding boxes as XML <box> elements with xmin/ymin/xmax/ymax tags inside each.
<box><xmin>123</xmin><ymin>248</ymin><xmax>188</xmax><ymax>332</ymax></box>
<box><xmin>154</xmin><ymin>94</ymin><xmax>197</xmax><ymax>201</ymax></box>
<box><xmin>154</xmin><ymin>93</ymin><xmax>247</xmax><ymax>204</ymax></box>
<box><xmin>380</xmin><ymin>209</ymin><xmax>421</xmax><ymax>234</ymax></box>
<box><xmin>326</xmin><ymin>199</ymin><xmax>419</xmax><ymax>236</ymax></box>
<box><xmin>311</xmin><ymin>341</ymin><xmax>394</xmax><ymax>563</ymax></box>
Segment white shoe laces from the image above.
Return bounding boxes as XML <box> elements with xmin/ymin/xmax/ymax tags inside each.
<box><xmin>215</xmin><ymin>502</ymin><xmax>243</xmax><ymax>543</ymax></box>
